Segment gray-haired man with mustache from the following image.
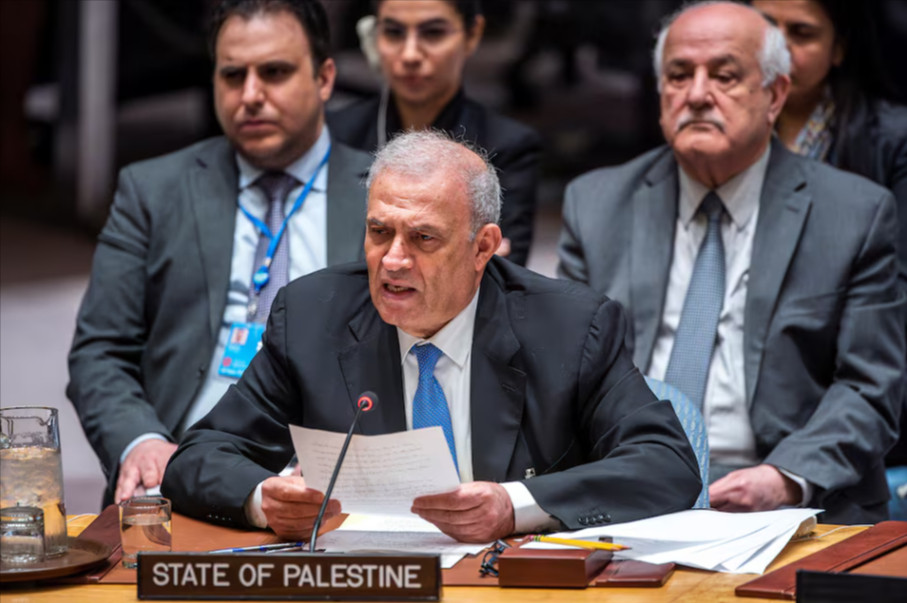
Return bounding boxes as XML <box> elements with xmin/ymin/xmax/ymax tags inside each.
<box><xmin>557</xmin><ymin>1</ymin><xmax>905</xmax><ymax>524</ymax></box>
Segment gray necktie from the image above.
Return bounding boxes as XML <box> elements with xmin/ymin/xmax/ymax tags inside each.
<box><xmin>252</xmin><ymin>172</ymin><xmax>298</xmax><ymax>321</ymax></box>
<box><xmin>664</xmin><ymin>192</ymin><xmax>726</xmax><ymax>409</ymax></box>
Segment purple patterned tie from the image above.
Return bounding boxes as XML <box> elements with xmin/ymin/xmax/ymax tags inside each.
<box><xmin>252</xmin><ymin>172</ymin><xmax>298</xmax><ymax>321</ymax></box>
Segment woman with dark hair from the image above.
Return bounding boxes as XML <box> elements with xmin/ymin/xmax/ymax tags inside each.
<box><xmin>327</xmin><ymin>0</ymin><xmax>541</xmax><ymax>265</ymax></box>
<box><xmin>752</xmin><ymin>0</ymin><xmax>906</xmax><ymax>244</ymax></box>
<box><xmin>753</xmin><ymin>0</ymin><xmax>907</xmax><ymax>521</ymax></box>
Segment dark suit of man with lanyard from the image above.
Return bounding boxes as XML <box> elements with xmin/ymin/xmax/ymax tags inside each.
<box><xmin>68</xmin><ymin>0</ymin><xmax>371</xmax><ymax>506</ymax></box>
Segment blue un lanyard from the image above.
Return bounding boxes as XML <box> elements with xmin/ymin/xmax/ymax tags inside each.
<box><xmin>239</xmin><ymin>146</ymin><xmax>331</xmax><ymax>299</ymax></box>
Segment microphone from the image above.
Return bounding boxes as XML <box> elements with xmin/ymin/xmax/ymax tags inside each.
<box><xmin>309</xmin><ymin>391</ymin><xmax>378</xmax><ymax>552</ymax></box>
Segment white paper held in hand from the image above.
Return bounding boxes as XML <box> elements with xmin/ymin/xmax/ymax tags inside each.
<box><xmin>290</xmin><ymin>425</ymin><xmax>461</xmax><ymax>517</ymax></box>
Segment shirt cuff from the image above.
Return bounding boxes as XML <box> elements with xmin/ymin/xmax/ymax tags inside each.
<box><xmin>244</xmin><ymin>481</ymin><xmax>269</xmax><ymax>529</ymax></box>
<box><xmin>500</xmin><ymin>481</ymin><xmax>560</xmax><ymax>534</ymax></box>
<box><xmin>119</xmin><ymin>433</ymin><xmax>168</xmax><ymax>464</ymax></box>
<box><xmin>776</xmin><ymin>467</ymin><xmax>813</xmax><ymax>507</ymax></box>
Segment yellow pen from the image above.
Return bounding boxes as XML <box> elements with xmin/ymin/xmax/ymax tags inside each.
<box><xmin>530</xmin><ymin>535</ymin><xmax>630</xmax><ymax>551</ymax></box>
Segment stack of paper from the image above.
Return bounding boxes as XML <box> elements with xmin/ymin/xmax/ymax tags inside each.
<box><xmin>317</xmin><ymin>514</ymin><xmax>488</xmax><ymax>569</ymax></box>
<box><xmin>524</xmin><ymin>508</ymin><xmax>821</xmax><ymax>574</ymax></box>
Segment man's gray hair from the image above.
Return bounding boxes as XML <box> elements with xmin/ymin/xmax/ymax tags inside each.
<box><xmin>652</xmin><ymin>1</ymin><xmax>790</xmax><ymax>91</ymax></box>
<box><xmin>366</xmin><ymin>130</ymin><xmax>502</xmax><ymax>236</ymax></box>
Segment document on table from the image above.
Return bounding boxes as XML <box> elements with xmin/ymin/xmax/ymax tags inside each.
<box><xmin>290</xmin><ymin>425</ymin><xmax>460</xmax><ymax>516</ymax></box>
<box><xmin>318</xmin><ymin>514</ymin><xmax>488</xmax><ymax>569</ymax></box>
<box><xmin>523</xmin><ymin>508</ymin><xmax>822</xmax><ymax>574</ymax></box>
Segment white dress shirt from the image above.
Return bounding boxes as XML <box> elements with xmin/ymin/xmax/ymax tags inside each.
<box><xmin>121</xmin><ymin>128</ymin><xmax>332</xmax><ymax>461</ymax></box>
<box><xmin>647</xmin><ymin>146</ymin><xmax>810</xmax><ymax>503</ymax></box>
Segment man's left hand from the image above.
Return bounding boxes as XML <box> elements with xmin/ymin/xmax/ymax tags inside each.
<box><xmin>709</xmin><ymin>464</ymin><xmax>800</xmax><ymax>512</ymax></box>
<box><xmin>411</xmin><ymin>482</ymin><xmax>514</xmax><ymax>543</ymax></box>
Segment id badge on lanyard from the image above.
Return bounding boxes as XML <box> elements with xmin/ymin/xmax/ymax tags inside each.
<box><xmin>219</xmin><ymin>322</ymin><xmax>266</xmax><ymax>378</ymax></box>
<box><xmin>217</xmin><ymin>146</ymin><xmax>331</xmax><ymax>378</ymax></box>
<box><xmin>243</xmin><ymin>146</ymin><xmax>331</xmax><ymax>322</ymax></box>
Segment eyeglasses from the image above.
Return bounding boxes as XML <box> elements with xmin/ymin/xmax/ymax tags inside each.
<box><xmin>376</xmin><ymin>21</ymin><xmax>462</xmax><ymax>50</ymax></box>
<box><xmin>478</xmin><ymin>539</ymin><xmax>511</xmax><ymax>578</ymax></box>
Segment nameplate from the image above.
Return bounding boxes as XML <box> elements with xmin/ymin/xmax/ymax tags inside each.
<box><xmin>137</xmin><ymin>552</ymin><xmax>441</xmax><ymax>600</ymax></box>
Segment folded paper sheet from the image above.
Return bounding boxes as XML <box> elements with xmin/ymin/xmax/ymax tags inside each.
<box><xmin>291</xmin><ymin>425</ymin><xmax>460</xmax><ymax>516</ymax></box>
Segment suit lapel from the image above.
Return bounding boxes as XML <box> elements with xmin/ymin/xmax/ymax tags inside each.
<box><xmin>470</xmin><ymin>269</ymin><xmax>527</xmax><ymax>482</ymax></box>
<box><xmin>188</xmin><ymin>139</ymin><xmax>238</xmax><ymax>340</ymax></box>
<box><xmin>338</xmin><ymin>305</ymin><xmax>407</xmax><ymax>435</ymax></box>
<box><xmin>326</xmin><ymin>143</ymin><xmax>369</xmax><ymax>265</ymax></box>
<box><xmin>630</xmin><ymin>151</ymin><xmax>678</xmax><ymax>370</ymax></box>
<box><xmin>744</xmin><ymin>142</ymin><xmax>811</xmax><ymax>405</ymax></box>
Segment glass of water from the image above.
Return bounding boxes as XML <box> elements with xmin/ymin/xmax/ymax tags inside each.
<box><xmin>0</xmin><ymin>505</ymin><xmax>45</xmax><ymax>564</ymax></box>
<box><xmin>119</xmin><ymin>496</ymin><xmax>172</xmax><ymax>569</ymax></box>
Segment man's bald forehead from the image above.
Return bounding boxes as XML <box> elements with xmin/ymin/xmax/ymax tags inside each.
<box><xmin>668</xmin><ymin>1</ymin><xmax>769</xmax><ymax>45</ymax></box>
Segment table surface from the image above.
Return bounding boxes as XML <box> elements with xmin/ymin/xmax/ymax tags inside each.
<box><xmin>1</xmin><ymin>515</ymin><xmax>866</xmax><ymax>603</ymax></box>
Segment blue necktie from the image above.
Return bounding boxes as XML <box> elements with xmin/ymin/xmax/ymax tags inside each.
<box><xmin>664</xmin><ymin>192</ymin><xmax>726</xmax><ymax>409</ymax></box>
<box><xmin>411</xmin><ymin>343</ymin><xmax>459</xmax><ymax>473</ymax></box>
<box><xmin>252</xmin><ymin>172</ymin><xmax>298</xmax><ymax>321</ymax></box>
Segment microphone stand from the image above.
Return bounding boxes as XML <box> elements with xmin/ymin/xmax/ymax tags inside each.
<box><xmin>309</xmin><ymin>393</ymin><xmax>376</xmax><ymax>552</ymax></box>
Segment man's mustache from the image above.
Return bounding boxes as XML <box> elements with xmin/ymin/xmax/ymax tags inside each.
<box><xmin>676</xmin><ymin>115</ymin><xmax>725</xmax><ymax>132</ymax></box>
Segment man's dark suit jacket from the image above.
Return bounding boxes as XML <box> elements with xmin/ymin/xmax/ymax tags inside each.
<box><xmin>557</xmin><ymin>139</ymin><xmax>906</xmax><ymax>524</ymax></box>
<box><xmin>67</xmin><ymin>136</ymin><xmax>372</xmax><ymax>504</ymax></box>
<box><xmin>161</xmin><ymin>259</ymin><xmax>702</xmax><ymax>530</ymax></box>
<box><xmin>327</xmin><ymin>89</ymin><xmax>541</xmax><ymax>266</ymax></box>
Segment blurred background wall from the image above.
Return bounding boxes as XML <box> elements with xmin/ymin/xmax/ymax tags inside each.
<box><xmin>2</xmin><ymin>0</ymin><xmax>905</xmax><ymax>513</ymax></box>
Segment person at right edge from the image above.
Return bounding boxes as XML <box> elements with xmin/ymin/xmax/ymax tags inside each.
<box><xmin>328</xmin><ymin>0</ymin><xmax>541</xmax><ymax>266</ymax></box>
<box><xmin>751</xmin><ymin>0</ymin><xmax>907</xmax><ymax>522</ymax></box>
<box><xmin>557</xmin><ymin>1</ymin><xmax>905</xmax><ymax>525</ymax></box>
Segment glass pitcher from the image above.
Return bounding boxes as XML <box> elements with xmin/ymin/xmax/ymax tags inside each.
<box><xmin>0</xmin><ymin>406</ymin><xmax>68</xmax><ymax>557</ymax></box>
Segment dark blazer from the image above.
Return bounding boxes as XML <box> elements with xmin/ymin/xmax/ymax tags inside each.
<box><xmin>830</xmin><ymin>99</ymin><xmax>907</xmax><ymax>283</ymax></box>
<box><xmin>557</xmin><ymin>140</ymin><xmax>906</xmax><ymax>524</ymax></box>
<box><xmin>162</xmin><ymin>259</ymin><xmax>702</xmax><ymax>530</ymax></box>
<box><xmin>67</xmin><ymin>136</ymin><xmax>372</xmax><ymax>502</ymax></box>
<box><xmin>327</xmin><ymin>90</ymin><xmax>541</xmax><ymax>266</ymax></box>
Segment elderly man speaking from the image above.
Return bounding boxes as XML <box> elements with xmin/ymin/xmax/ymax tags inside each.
<box><xmin>163</xmin><ymin>130</ymin><xmax>701</xmax><ymax>543</ymax></box>
<box><xmin>558</xmin><ymin>1</ymin><xmax>905</xmax><ymax>524</ymax></box>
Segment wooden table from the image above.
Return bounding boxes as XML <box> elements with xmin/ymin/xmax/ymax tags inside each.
<box><xmin>1</xmin><ymin>516</ymin><xmax>866</xmax><ymax>603</ymax></box>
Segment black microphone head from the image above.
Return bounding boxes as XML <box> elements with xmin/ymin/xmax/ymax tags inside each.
<box><xmin>357</xmin><ymin>391</ymin><xmax>378</xmax><ymax>412</ymax></box>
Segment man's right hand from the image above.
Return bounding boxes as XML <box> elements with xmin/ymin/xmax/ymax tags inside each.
<box><xmin>260</xmin><ymin>476</ymin><xmax>341</xmax><ymax>540</ymax></box>
<box><xmin>115</xmin><ymin>439</ymin><xmax>178</xmax><ymax>503</ymax></box>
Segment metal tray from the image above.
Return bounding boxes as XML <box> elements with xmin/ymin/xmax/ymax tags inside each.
<box><xmin>0</xmin><ymin>537</ymin><xmax>112</xmax><ymax>583</ymax></box>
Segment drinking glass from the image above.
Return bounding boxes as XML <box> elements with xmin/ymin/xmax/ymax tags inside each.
<box><xmin>0</xmin><ymin>505</ymin><xmax>45</xmax><ymax>564</ymax></box>
<box><xmin>119</xmin><ymin>496</ymin><xmax>172</xmax><ymax>568</ymax></box>
<box><xmin>0</xmin><ymin>407</ymin><xmax>67</xmax><ymax>556</ymax></box>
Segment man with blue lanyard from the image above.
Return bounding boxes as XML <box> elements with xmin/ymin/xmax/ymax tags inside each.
<box><xmin>67</xmin><ymin>0</ymin><xmax>371</xmax><ymax>507</ymax></box>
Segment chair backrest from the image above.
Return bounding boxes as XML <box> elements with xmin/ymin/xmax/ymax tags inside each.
<box><xmin>645</xmin><ymin>376</ymin><xmax>710</xmax><ymax>509</ymax></box>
